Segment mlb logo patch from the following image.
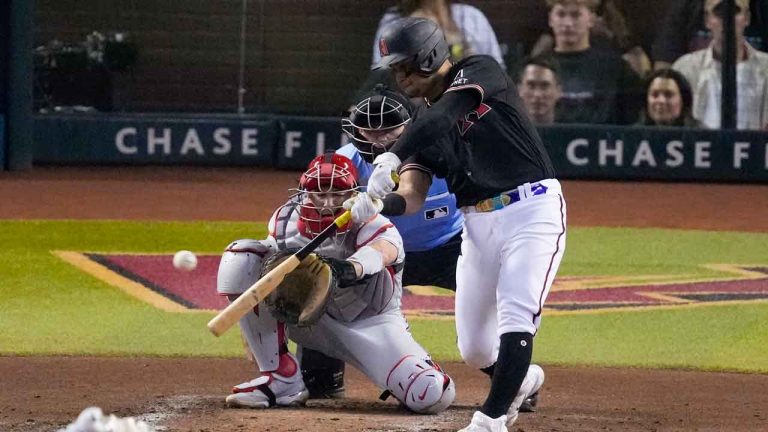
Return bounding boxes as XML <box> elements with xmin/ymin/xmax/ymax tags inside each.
<box><xmin>425</xmin><ymin>206</ymin><xmax>449</xmax><ymax>220</ymax></box>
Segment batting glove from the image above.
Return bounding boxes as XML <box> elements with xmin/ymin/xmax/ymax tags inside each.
<box><xmin>367</xmin><ymin>152</ymin><xmax>401</xmax><ymax>199</ymax></box>
<box><xmin>343</xmin><ymin>192</ymin><xmax>383</xmax><ymax>223</ymax></box>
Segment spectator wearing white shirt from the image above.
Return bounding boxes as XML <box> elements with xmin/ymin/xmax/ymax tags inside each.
<box><xmin>371</xmin><ymin>0</ymin><xmax>505</xmax><ymax>69</ymax></box>
<box><xmin>672</xmin><ymin>0</ymin><xmax>768</xmax><ymax>130</ymax></box>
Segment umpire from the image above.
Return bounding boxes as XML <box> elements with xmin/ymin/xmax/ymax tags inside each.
<box><xmin>347</xmin><ymin>17</ymin><xmax>567</xmax><ymax>432</ymax></box>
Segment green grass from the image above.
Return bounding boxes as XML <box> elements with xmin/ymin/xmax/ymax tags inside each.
<box><xmin>1</xmin><ymin>220</ymin><xmax>767</xmax><ymax>373</ymax></box>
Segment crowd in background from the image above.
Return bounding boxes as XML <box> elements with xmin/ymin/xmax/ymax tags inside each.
<box><xmin>364</xmin><ymin>0</ymin><xmax>768</xmax><ymax>130</ymax></box>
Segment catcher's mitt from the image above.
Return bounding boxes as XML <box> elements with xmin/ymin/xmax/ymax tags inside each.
<box><xmin>260</xmin><ymin>248</ymin><xmax>336</xmax><ymax>326</ymax></box>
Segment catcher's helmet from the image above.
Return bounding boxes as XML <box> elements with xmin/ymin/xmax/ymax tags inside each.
<box><xmin>342</xmin><ymin>85</ymin><xmax>411</xmax><ymax>163</ymax></box>
<box><xmin>297</xmin><ymin>153</ymin><xmax>359</xmax><ymax>238</ymax></box>
<box><xmin>375</xmin><ymin>17</ymin><xmax>450</xmax><ymax>74</ymax></box>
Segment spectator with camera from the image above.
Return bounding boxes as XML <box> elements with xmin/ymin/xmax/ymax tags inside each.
<box><xmin>544</xmin><ymin>0</ymin><xmax>643</xmax><ymax>125</ymax></box>
<box><xmin>672</xmin><ymin>0</ymin><xmax>768</xmax><ymax>130</ymax></box>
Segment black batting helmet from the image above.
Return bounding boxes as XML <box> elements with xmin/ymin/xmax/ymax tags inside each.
<box><xmin>375</xmin><ymin>17</ymin><xmax>450</xmax><ymax>75</ymax></box>
<box><xmin>342</xmin><ymin>85</ymin><xmax>411</xmax><ymax>163</ymax></box>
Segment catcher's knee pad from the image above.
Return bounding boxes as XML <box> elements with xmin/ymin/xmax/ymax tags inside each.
<box><xmin>386</xmin><ymin>355</ymin><xmax>455</xmax><ymax>414</ymax></box>
<box><xmin>216</xmin><ymin>239</ymin><xmax>276</xmax><ymax>295</ymax></box>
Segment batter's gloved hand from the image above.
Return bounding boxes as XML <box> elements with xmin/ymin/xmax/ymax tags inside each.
<box><xmin>367</xmin><ymin>152</ymin><xmax>401</xmax><ymax>199</ymax></box>
<box><xmin>343</xmin><ymin>192</ymin><xmax>383</xmax><ymax>223</ymax></box>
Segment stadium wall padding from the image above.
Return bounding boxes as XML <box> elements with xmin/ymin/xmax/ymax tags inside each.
<box><xmin>33</xmin><ymin>113</ymin><xmax>768</xmax><ymax>182</ymax></box>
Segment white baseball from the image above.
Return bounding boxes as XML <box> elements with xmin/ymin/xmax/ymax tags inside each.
<box><xmin>173</xmin><ymin>250</ymin><xmax>198</xmax><ymax>271</ymax></box>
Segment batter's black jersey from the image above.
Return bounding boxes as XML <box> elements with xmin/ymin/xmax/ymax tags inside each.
<box><xmin>398</xmin><ymin>55</ymin><xmax>555</xmax><ymax>208</ymax></box>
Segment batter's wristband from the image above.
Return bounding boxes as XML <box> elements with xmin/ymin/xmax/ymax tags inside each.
<box><xmin>381</xmin><ymin>193</ymin><xmax>407</xmax><ymax>216</ymax></box>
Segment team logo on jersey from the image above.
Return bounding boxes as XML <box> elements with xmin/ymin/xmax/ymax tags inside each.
<box><xmin>425</xmin><ymin>206</ymin><xmax>449</xmax><ymax>220</ymax></box>
<box><xmin>379</xmin><ymin>38</ymin><xmax>389</xmax><ymax>56</ymax></box>
<box><xmin>457</xmin><ymin>103</ymin><xmax>492</xmax><ymax>136</ymax></box>
<box><xmin>451</xmin><ymin>69</ymin><xmax>468</xmax><ymax>86</ymax></box>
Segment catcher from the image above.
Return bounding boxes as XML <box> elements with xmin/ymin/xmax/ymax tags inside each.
<box><xmin>215</xmin><ymin>153</ymin><xmax>455</xmax><ymax>413</ymax></box>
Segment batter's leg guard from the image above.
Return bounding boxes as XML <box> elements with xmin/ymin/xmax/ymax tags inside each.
<box><xmin>298</xmin><ymin>346</ymin><xmax>346</xmax><ymax>399</ymax></box>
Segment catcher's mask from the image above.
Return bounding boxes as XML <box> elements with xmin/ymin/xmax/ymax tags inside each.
<box><xmin>375</xmin><ymin>17</ymin><xmax>450</xmax><ymax>75</ymax></box>
<box><xmin>342</xmin><ymin>85</ymin><xmax>411</xmax><ymax>163</ymax></box>
<box><xmin>296</xmin><ymin>153</ymin><xmax>359</xmax><ymax>238</ymax></box>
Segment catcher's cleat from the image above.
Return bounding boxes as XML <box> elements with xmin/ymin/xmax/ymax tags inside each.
<box><xmin>507</xmin><ymin>364</ymin><xmax>545</xmax><ymax>424</ymax></box>
<box><xmin>226</xmin><ymin>353</ymin><xmax>309</xmax><ymax>409</ymax></box>
<box><xmin>458</xmin><ymin>411</ymin><xmax>508</xmax><ymax>432</ymax></box>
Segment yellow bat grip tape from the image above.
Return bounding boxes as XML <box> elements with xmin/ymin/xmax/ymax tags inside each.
<box><xmin>335</xmin><ymin>211</ymin><xmax>352</xmax><ymax>227</ymax></box>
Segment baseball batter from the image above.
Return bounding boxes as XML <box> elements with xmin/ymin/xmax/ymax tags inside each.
<box><xmin>303</xmin><ymin>85</ymin><xmax>540</xmax><ymax>412</ymax></box>
<box><xmin>215</xmin><ymin>153</ymin><xmax>455</xmax><ymax>414</ymax></box>
<box><xmin>348</xmin><ymin>18</ymin><xmax>567</xmax><ymax>431</ymax></box>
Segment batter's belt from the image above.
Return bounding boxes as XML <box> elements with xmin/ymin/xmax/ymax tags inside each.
<box><xmin>462</xmin><ymin>180</ymin><xmax>554</xmax><ymax>213</ymax></box>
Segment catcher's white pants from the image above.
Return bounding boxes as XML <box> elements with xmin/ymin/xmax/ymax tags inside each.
<box><xmin>288</xmin><ymin>309</ymin><xmax>429</xmax><ymax>389</ymax></box>
<box><xmin>455</xmin><ymin>179</ymin><xmax>566</xmax><ymax>369</ymax></box>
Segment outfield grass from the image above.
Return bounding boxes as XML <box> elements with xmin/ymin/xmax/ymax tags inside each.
<box><xmin>1</xmin><ymin>220</ymin><xmax>767</xmax><ymax>373</ymax></box>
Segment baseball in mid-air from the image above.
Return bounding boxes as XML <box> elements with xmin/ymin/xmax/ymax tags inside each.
<box><xmin>173</xmin><ymin>250</ymin><xmax>198</xmax><ymax>271</ymax></box>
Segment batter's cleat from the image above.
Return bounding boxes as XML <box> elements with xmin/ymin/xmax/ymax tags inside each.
<box><xmin>226</xmin><ymin>353</ymin><xmax>309</xmax><ymax>409</ymax></box>
<box><xmin>507</xmin><ymin>364</ymin><xmax>545</xmax><ymax>424</ymax></box>
<box><xmin>518</xmin><ymin>391</ymin><xmax>539</xmax><ymax>412</ymax></box>
<box><xmin>458</xmin><ymin>411</ymin><xmax>508</xmax><ymax>432</ymax></box>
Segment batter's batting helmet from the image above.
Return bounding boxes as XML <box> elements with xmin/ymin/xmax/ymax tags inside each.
<box><xmin>375</xmin><ymin>17</ymin><xmax>450</xmax><ymax>74</ymax></box>
<box><xmin>342</xmin><ymin>84</ymin><xmax>411</xmax><ymax>163</ymax></box>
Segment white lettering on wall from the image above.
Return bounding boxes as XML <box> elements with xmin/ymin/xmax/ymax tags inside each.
<box><xmin>665</xmin><ymin>140</ymin><xmax>684</xmax><ymax>167</ymax></box>
<box><xmin>148</xmin><ymin>128</ymin><xmax>172</xmax><ymax>155</ymax></box>
<box><xmin>694</xmin><ymin>141</ymin><xmax>711</xmax><ymax>168</ymax></box>
<box><xmin>632</xmin><ymin>140</ymin><xmax>657</xmax><ymax>167</ymax></box>
<box><xmin>242</xmin><ymin>128</ymin><xmax>258</xmax><ymax>155</ymax></box>
<box><xmin>180</xmin><ymin>129</ymin><xmax>204</xmax><ymax>155</ymax></box>
<box><xmin>285</xmin><ymin>131</ymin><xmax>302</xmax><ymax>157</ymax></box>
<box><xmin>115</xmin><ymin>127</ymin><xmax>138</xmax><ymax>154</ymax></box>
<box><xmin>599</xmin><ymin>139</ymin><xmax>623</xmax><ymax>166</ymax></box>
<box><xmin>315</xmin><ymin>132</ymin><xmax>326</xmax><ymax>155</ymax></box>
<box><xmin>733</xmin><ymin>142</ymin><xmax>750</xmax><ymax>169</ymax></box>
<box><xmin>213</xmin><ymin>128</ymin><xmax>232</xmax><ymax>155</ymax></box>
<box><xmin>566</xmin><ymin>138</ymin><xmax>589</xmax><ymax>166</ymax></box>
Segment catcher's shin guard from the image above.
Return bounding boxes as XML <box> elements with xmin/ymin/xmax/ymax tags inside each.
<box><xmin>299</xmin><ymin>346</ymin><xmax>346</xmax><ymax>399</ymax></box>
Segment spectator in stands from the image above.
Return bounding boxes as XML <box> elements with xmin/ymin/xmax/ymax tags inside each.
<box><xmin>371</xmin><ymin>1</ymin><xmax>505</xmax><ymax>69</ymax></box>
<box><xmin>544</xmin><ymin>0</ymin><xmax>643</xmax><ymax>125</ymax></box>
<box><xmin>530</xmin><ymin>0</ymin><xmax>651</xmax><ymax>78</ymax></box>
<box><xmin>652</xmin><ymin>0</ymin><xmax>767</xmax><ymax>70</ymax></box>
<box><xmin>639</xmin><ymin>68</ymin><xmax>699</xmax><ymax>127</ymax></box>
<box><xmin>672</xmin><ymin>0</ymin><xmax>768</xmax><ymax>130</ymax></box>
<box><xmin>517</xmin><ymin>56</ymin><xmax>562</xmax><ymax>124</ymax></box>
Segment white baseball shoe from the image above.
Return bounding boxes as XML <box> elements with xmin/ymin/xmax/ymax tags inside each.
<box><xmin>507</xmin><ymin>364</ymin><xmax>545</xmax><ymax>425</ymax></box>
<box><xmin>226</xmin><ymin>354</ymin><xmax>309</xmax><ymax>408</ymax></box>
<box><xmin>458</xmin><ymin>411</ymin><xmax>508</xmax><ymax>432</ymax></box>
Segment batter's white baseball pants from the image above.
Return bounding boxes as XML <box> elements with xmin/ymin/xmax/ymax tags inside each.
<box><xmin>455</xmin><ymin>178</ymin><xmax>566</xmax><ymax>369</ymax></box>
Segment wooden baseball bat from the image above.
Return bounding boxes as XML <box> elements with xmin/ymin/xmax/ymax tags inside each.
<box><xmin>207</xmin><ymin>210</ymin><xmax>353</xmax><ymax>336</ymax></box>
